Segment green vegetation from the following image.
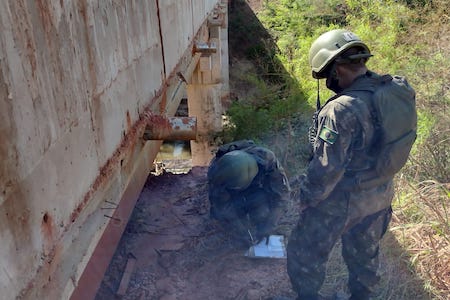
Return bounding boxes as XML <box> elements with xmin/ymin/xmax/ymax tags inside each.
<box><xmin>225</xmin><ymin>0</ymin><xmax>449</xmax><ymax>298</ymax></box>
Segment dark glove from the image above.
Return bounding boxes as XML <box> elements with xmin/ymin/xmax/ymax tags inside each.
<box><xmin>226</xmin><ymin>218</ymin><xmax>254</xmax><ymax>245</ymax></box>
<box><xmin>254</xmin><ymin>234</ymin><xmax>270</xmax><ymax>245</ymax></box>
<box><xmin>289</xmin><ymin>174</ymin><xmax>304</xmax><ymax>199</ymax></box>
<box><xmin>254</xmin><ymin>220</ymin><xmax>273</xmax><ymax>245</ymax></box>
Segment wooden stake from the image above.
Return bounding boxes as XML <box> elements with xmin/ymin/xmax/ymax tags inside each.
<box><xmin>116</xmin><ymin>254</ymin><xmax>137</xmax><ymax>296</ymax></box>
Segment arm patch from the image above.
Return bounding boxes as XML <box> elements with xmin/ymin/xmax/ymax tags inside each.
<box><xmin>318</xmin><ymin>126</ymin><xmax>338</xmax><ymax>144</ymax></box>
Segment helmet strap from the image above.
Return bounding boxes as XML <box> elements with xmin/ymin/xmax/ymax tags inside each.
<box><xmin>316</xmin><ymin>79</ymin><xmax>321</xmax><ymax>111</ymax></box>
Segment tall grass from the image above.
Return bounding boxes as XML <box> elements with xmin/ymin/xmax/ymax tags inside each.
<box><xmin>226</xmin><ymin>0</ymin><xmax>450</xmax><ymax>298</ymax></box>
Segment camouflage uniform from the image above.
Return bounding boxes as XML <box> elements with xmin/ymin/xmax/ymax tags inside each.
<box><xmin>208</xmin><ymin>140</ymin><xmax>290</xmax><ymax>244</ymax></box>
<box><xmin>287</xmin><ymin>72</ymin><xmax>395</xmax><ymax>300</ymax></box>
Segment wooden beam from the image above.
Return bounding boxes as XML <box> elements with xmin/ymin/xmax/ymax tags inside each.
<box><xmin>116</xmin><ymin>254</ymin><xmax>137</xmax><ymax>296</ymax></box>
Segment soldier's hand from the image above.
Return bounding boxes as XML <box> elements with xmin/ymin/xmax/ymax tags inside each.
<box><xmin>253</xmin><ymin>234</ymin><xmax>269</xmax><ymax>245</ymax></box>
<box><xmin>289</xmin><ymin>173</ymin><xmax>306</xmax><ymax>188</ymax></box>
<box><xmin>254</xmin><ymin>225</ymin><xmax>271</xmax><ymax>245</ymax></box>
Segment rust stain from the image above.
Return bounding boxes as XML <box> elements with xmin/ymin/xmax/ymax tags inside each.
<box><xmin>4</xmin><ymin>189</ymin><xmax>36</xmax><ymax>298</ymax></box>
<box><xmin>68</xmin><ymin>106</ymin><xmax>159</xmax><ymax>225</ymax></box>
<box><xmin>144</xmin><ymin>113</ymin><xmax>171</xmax><ymax>129</ymax></box>
<box><xmin>14</xmin><ymin>1</ymin><xmax>37</xmax><ymax>79</ymax></box>
<box><xmin>126</xmin><ymin>110</ymin><xmax>132</xmax><ymax>132</ymax></box>
<box><xmin>24</xmin><ymin>28</ymin><xmax>37</xmax><ymax>78</ymax></box>
<box><xmin>67</xmin><ymin>80</ymin><xmax>180</xmax><ymax>232</ymax></box>
<box><xmin>19</xmin><ymin>241</ymin><xmax>64</xmax><ymax>298</ymax></box>
<box><xmin>35</xmin><ymin>0</ymin><xmax>54</xmax><ymax>35</ymax></box>
<box><xmin>159</xmin><ymin>88</ymin><xmax>167</xmax><ymax>113</ymax></box>
<box><xmin>123</xmin><ymin>110</ymin><xmax>136</xmax><ymax>166</ymax></box>
<box><xmin>48</xmin><ymin>244</ymin><xmax>63</xmax><ymax>280</ymax></box>
<box><xmin>70</xmin><ymin>157</ymin><xmax>149</xmax><ymax>300</ymax></box>
<box><xmin>143</xmin><ymin>116</ymin><xmax>197</xmax><ymax>141</ymax></box>
<box><xmin>41</xmin><ymin>212</ymin><xmax>54</xmax><ymax>256</ymax></box>
<box><xmin>79</xmin><ymin>0</ymin><xmax>97</xmax><ymax>97</ymax></box>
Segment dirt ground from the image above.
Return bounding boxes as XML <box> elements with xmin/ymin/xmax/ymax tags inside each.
<box><xmin>95</xmin><ymin>164</ymin><xmax>431</xmax><ymax>300</ymax></box>
<box><xmin>95</xmin><ymin>166</ymin><xmax>299</xmax><ymax>300</ymax></box>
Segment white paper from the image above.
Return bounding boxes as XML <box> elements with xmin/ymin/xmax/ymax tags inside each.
<box><xmin>245</xmin><ymin>235</ymin><xmax>287</xmax><ymax>258</ymax></box>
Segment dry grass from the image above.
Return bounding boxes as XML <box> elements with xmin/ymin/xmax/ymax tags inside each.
<box><xmin>320</xmin><ymin>236</ymin><xmax>433</xmax><ymax>300</ymax></box>
<box><xmin>391</xmin><ymin>179</ymin><xmax>450</xmax><ymax>299</ymax></box>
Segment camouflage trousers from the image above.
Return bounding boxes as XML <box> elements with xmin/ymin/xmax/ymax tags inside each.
<box><xmin>287</xmin><ymin>205</ymin><xmax>392</xmax><ymax>300</ymax></box>
<box><xmin>212</xmin><ymin>189</ymin><xmax>282</xmax><ymax>244</ymax></box>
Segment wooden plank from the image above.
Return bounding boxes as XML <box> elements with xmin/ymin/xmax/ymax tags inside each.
<box><xmin>116</xmin><ymin>254</ymin><xmax>137</xmax><ymax>296</ymax></box>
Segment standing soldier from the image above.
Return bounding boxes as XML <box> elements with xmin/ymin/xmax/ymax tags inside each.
<box><xmin>286</xmin><ymin>29</ymin><xmax>417</xmax><ymax>300</ymax></box>
<box><xmin>207</xmin><ymin>140</ymin><xmax>290</xmax><ymax>246</ymax></box>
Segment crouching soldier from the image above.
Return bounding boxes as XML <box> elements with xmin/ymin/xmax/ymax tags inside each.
<box><xmin>207</xmin><ymin>140</ymin><xmax>290</xmax><ymax>246</ymax></box>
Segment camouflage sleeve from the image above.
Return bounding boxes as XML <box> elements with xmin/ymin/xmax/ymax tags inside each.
<box><xmin>250</xmin><ymin>146</ymin><xmax>291</xmax><ymax>204</ymax></box>
<box><xmin>266</xmin><ymin>159</ymin><xmax>291</xmax><ymax>203</ymax></box>
<box><xmin>208</xmin><ymin>185</ymin><xmax>234</xmax><ymax>220</ymax></box>
<box><xmin>300</xmin><ymin>96</ymin><xmax>359</xmax><ymax>207</ymax></box>
<box><xmin>208</xmin><ymin>185</ymin><xmax>251</xmax><ymax>239</ymax></box>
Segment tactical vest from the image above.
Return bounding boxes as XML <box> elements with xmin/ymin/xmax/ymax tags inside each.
<box><xmin>312</xmin><ymin>72</ymin><xmax>417</xmax><ymax>190</ymax></box>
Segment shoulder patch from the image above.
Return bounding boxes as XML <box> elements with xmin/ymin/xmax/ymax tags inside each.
<box><xmin>318</xmin><ymin>126</ymin><xmax>338</xmax><ymax>144</ymax></box>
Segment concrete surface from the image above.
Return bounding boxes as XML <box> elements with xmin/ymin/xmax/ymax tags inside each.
<box><xmin>0</xmin><ymin>0</ymin><xmax>229</xmax><ymax>299</ymax></box>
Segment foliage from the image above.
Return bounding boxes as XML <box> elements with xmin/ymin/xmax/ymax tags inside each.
<box><xmin>225</xmin><ymin>0</ymin><xmax>450</xmax><ymax>298</ymax></box>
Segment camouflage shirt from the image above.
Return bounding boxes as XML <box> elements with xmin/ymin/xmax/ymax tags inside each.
<box><xmin>301</xmin><ymin>72</ymin><xmax>394</xmax><ymax>217</ymax></box>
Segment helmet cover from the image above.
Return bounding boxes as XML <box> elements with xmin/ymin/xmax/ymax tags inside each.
<box><xmin>309</xmin><ymin>29</ymin><xmax>372</xmax><ymax>78</ymax></box>
<box><xmin>208</xmin><ymin>150</ymin><xmax>259</xmax><ymax>190</ymax></box>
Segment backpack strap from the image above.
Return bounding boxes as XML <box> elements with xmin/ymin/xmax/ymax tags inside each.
<box><xmin>342</xmin><ymin>72</ymin><xmax>392</xmax><ymax>142</ymax></box>
<box><xmin>336</xmin><ymin>73</ymin><xmax>394</xmax><ymax>191</ymax></box>
<box><xmin>215</xmin><ymin>140</ymin><xmax>256</xmax><ymax>158</ymax></box>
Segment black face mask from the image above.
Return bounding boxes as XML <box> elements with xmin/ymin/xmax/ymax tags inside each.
<box><xmin>325</xmin><ymin>66</ymin><xmax>343</xmax><ymax>93</ymax></box>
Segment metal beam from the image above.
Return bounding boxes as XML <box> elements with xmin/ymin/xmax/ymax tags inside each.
<box><xmin>143</xmin><ymin>116</ymin><xmax>197</xmax><ymax>141</ymax></box>
<box><xmin>180</xmin><ymin>52</ymin><xmax>202</xmax><ymax>84</ymax></box>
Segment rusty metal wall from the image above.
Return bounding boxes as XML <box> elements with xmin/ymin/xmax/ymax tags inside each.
<box><xmin>0</xmin><ymin>0</ymin><xmax>227</xmax><ymax>299</ymax></box>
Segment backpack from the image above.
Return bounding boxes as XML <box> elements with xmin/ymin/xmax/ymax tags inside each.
<box><xmin>349</xmin><ymin>74</ymin><xmax>417</xmax><ymax>180</ymax></box>
<box><xmin>309</xmin><ymin>73</ymin><xmax>417</xmax><ymax>186</ymax></box>
<box><xmin>215</xmin><ymin>139</ymin><xmax>256</xmax><ymax>158</ymax></box>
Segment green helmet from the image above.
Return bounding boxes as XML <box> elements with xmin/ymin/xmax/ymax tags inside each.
<box><xmin>208</xmin><ymin>150</ymin><xmax>258</xmax><ymax>190</ymax></box>
<box><xmin>309</xmin><ymin>29</ymin><xmax>372</xmax><ymax>79</ymax></box>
